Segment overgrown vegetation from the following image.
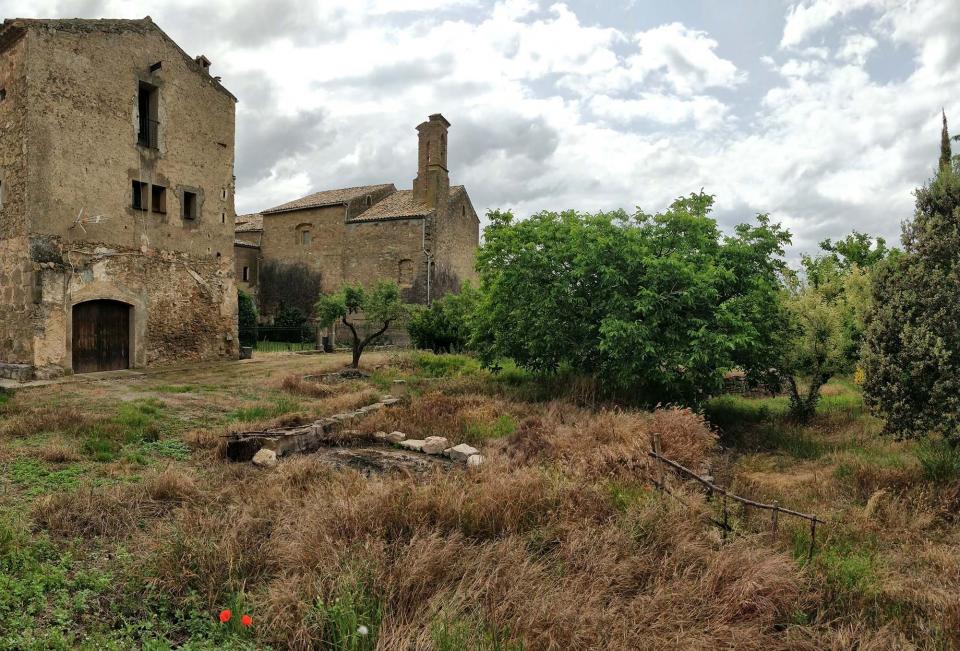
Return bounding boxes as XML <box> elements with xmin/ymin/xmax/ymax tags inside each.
<box><xmin>0</xmin><ymin>350</ymin><xmax>958</xmax><ymax>648</ymax></box>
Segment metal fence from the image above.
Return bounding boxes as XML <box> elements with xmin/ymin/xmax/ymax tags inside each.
<box><xmin>239</xmin><ymin>326</ymin><xmax>319</xmax><ymax>353</ymax></box>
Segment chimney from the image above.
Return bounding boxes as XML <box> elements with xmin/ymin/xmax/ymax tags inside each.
<box><xmin>195</xmin><ymin>54</ymin><xmax>212</xmax><ymax>73</ymax></box>
<box><xmin>413</xmin><ymin>113</ymin><xmax>450</xmax><ymax>209</ymax></box>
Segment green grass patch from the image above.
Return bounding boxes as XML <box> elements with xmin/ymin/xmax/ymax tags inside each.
<box><xmin>431</xmin><ymin>614</ymin><xmax>525</xmax><ymax>651</ymax></box>
<box><xmin>152</xmin><ymin>385</ymin><xmax>196</xmax><ymax>394</ymax></box>
<box><xmin>140</xmin><ymin>439</ymin><xmax>192</xmax><ymax>461</ymax></box>
<box><xmin>464</xmin><ymin>414</ymin><xmax>517</xmax><ymax>442</ymax></box>
<box><xmin>412</xmin><ymin>352</ymin><xmax>482</xmax><ymax>378</ymax></box>
<box><xmin>308</xmin><ymin>578</ymin><xmax>382</xmax><ymax>650</ymax></box>
<box><xmin>82</xmin><ymin>435</ymin><xmax>122</xmax><ymax>462</ymax></box>
<box><xmin>6</xmin><ymin>459</ymin><xmax>86</xmax><ymax>496</ymax></box>
<box><xmin>230</xmin><ymin>397</ymin><xmax>301</xmax><ymax>422</ymax></box>
<box><xmin>114</xmin><ymin>399</ymin><xmax>167</xmax><ymax>442</ymax></box>
<box><xmin>915</xmin><ymin>438</ymin><xmax>960</xmax><ymax>483</ymax></box>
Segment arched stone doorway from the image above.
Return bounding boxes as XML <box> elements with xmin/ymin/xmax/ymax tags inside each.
<box><xmin>71</xmin><ymin>299</ymin><xmax>132</xmax><ymax>373</ymax></box>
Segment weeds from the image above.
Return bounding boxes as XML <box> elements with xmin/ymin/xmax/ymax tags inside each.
<box><xmin>915</xmin><ymin>438</ymin><xmax>960</xmax><ymax>483</ymax></box>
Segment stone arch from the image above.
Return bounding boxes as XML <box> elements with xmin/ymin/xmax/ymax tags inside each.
<box><xmin>66</xmin><ymin>282</ymin><xmax>147</xmax><ymax>371</ymax></box>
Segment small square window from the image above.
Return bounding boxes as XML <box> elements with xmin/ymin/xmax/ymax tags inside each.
<box><xmin>132</xmin><ymin>180</ymin><xmax>148</xmax><ymax>211</ymax></box>
<box><xmin>151</xmin><ymin>184</ymin><xmax>166</xmax><ymax>214</ymax></box>
<box><xmin>182</xmin><ymin>190</ymin><xmax>198</xmax><ymax>220</ymax></box>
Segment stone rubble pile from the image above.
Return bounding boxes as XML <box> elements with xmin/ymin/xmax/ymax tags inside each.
<box><xmin>375</xmin><ymin>430</ymin><xmax>484</xmax><ymax>467</ymax></box>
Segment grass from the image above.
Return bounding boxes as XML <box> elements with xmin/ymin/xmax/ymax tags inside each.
<box><xmin>229</xmin><ymin>397</ymin><xmax>302</xmax><ymax>422</ymax></box>
<box><xmin>7</xmin><ymin>459</ymin><xmax>87</xmax><ymax>496</ymax></box>
<box><xmin>0</xmin><ymin>354</ymin><xmax>958</xmax><ymax>648</ymax></box>
<box><xmin>915</xmin><ymin>438</ymin><xmax>960</xmax><ymax>483</ymax></box>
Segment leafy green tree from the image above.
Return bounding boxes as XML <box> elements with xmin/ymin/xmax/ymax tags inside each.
<box><xmin>316</xmin><ymin>282</ymin><xmax>407</xmax><ymax>369</ymax></box>
<box><xmin>407</xmin><ymin>283</ymin><xmax>479</xmax><ymax>353</ymax></box>
<box><xmin>473</xmin><ymin>193</ymin><xmax>791</xmax><ymax>405</ymax></box>
<box><xmin>863</xmin><ymin>114</ymin><xmax>960</xmax><ymax>443</ymax></box>
<box><xmin>237</xmin><ymin>290</ymin><xmax>258</xmax><ymax>347</ymax></box>
<box><xmin>778</xmin><ymin>285</ymin><xmax>850</xmax><ymax>422</ymax></box>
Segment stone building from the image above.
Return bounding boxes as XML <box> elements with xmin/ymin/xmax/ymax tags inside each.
<box><xmin>0</xmin><ymin>18</ymin><xmax>239</xmax><ymax>380</ymax></box>
<box><xmin>234</xmin><ymin>114</ymin><xmax>480</xmax><ymax>309</ymax></box>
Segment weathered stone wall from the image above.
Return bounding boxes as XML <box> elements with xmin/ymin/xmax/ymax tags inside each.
<box><xmin>0</xmin><ymin>19</ymin><xmax>239</xmax><ymax>378</ymax></box>
<box><xmin>433</xmin><ymin>190</ymin><xmax>480</xmax><ymax>295</ymax></box>
<box><xmin>344</xmin><ymin>218</ymin><xmax>427</xmax><ymax>302</ymax></box>
<box><xmin>29</xmin><ymin>237</ymin><xmax>237</xmax><ymax>374</ymax></box>
<box><xmin>0</xmin><ymin>237</ymin><xmax>34</xmax><ymax>364</ymax></box>
<box><xmin>234</xmin><ymin>243</ymin><xmax>260</xmax><ymax>296</ymax></box>
<box><xmin>23</xmin><ymin>22</ymin><xmax>236</xmax><ymax>259</ymax></box>
<box><xmin>0</xmin><ymin>30</ymin><xmax>33</xmax><ymax>368</ymax></box>
<box><xmin>259</xmin><ymin>204</ymin><xmax>347</xmax><ymax>293</ymax></box>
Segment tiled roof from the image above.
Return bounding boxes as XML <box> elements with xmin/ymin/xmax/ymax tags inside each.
<box><xmin>261</xmin><ymin>184</ymin><xmax>395</xmax><ymax>215</ymax></box>
<box><xmin>234</xmin><ymin>239</ymin><xmax>260</xmax><ymax>249</ymax></box>
<box><xmin>348</xmin><ymin>187</ymin><xmax>467</xmax><ymax>223</ymax></box>
<box><xmin>235</xmin><ymin>213</ymin><xmax>263</xmax><ymax>232</ymax></box>
<box><xmin>348</xmin><ymin>190</ymin><xmax>431</xmax><ymax>222</ymax></box>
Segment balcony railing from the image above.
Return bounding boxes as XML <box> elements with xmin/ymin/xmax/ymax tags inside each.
<box><xmin>138</xmin><ymin>116</ymin><xmax>159</xmax><ymax>149</ymax></box>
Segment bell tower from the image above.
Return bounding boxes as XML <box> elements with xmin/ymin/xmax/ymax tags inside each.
<box><xmin>412</xmin><ymin>113</ymin><xmax>450</xmax><ymax>210</ymax></box>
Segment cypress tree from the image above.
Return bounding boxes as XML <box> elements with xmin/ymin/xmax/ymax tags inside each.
<box><xmin>863</xmin><ymin>112</ymin><xmax>960</xmax><ymax>443</ymax></box>
<box><xmin>940</xmin><ymin>108</ymin><xmax>952</xmax><ymax>171</ymax></box>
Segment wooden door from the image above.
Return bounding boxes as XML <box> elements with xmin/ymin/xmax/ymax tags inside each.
<box><xmin>72</xmin><ymin>300</ymin><xmax>130</xmax><ymax>373</ymax></box>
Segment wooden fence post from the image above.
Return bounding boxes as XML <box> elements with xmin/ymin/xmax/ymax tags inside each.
<box><xmin>722</xmin><ymin>494</ymin><xmax>729</xmax><ymax>541</ymax></box>
<box><xmin>807</xmin><ymin>519</ymin><xmax>817</xmax><ymax>563</ymax></box>
<box><xmin>772</xmin><ymin>501</ymin><xmax>780</xmax><ymax>536</ymax></box>
<box><xmin>653</xmin><ymin>433</ymin><xmax>664</xmax><ymax>489</ymax></box>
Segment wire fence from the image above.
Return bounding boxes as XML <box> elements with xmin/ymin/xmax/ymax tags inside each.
<box><xmin>239</xmin><ymin>326</ymin><xmax>320</xmax><ymax>353</ymax></box>
<box><xmin>649</xmin><ymin>433</ymin><xmax>824</xmax><ymax>562</ymax></box>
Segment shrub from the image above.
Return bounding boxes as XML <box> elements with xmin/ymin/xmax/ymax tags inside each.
<box><xmin>258</xmin><ymin>261</ymin><xmax>323</xmax><ymax>318</ymax></box>
<box><xmin>238</xmin><ymin>290</ymin><xmax>258</xmax><ymax>347</ymax></box>
<box><xmin>408</xmin><ymin>284</ymin><xmax>479</xmax><ymax>353</ymax></box>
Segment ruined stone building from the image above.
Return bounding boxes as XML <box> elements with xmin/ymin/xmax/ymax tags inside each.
<box><xmin>0</xmin><ymin>18</ymin><xmax>239</xmax><ymax>380</ymax></box>
<box><xmin>234</xmin><ymin>114</ymin><xmax>480</xmax><ymax>311</ymax></box>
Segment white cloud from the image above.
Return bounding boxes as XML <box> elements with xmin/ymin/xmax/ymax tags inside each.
<box><xmin>780</xmin><ymin>0</ymin><xmax>877</xmax><ymax>48</ymax></box>
<box><xmin>837</xmin><ymin>33</ymin><xmax>878</xmax><ymax>65</ymax></box>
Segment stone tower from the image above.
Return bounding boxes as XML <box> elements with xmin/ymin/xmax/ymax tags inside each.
<box><xmin>412</xmin><ymin>113</ymin><xmax>451</xmax><ymax>212</ymax></box>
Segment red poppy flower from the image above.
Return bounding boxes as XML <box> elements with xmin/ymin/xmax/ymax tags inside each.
<box><xmin>241</xmin><ymin>614</ymin><xmax>253</xmax><ymax>627</ymax></box>
<box><xmin>219</xmin><ymin>609</ymin><xmax>232</xmax><ymax>623</ymax></box>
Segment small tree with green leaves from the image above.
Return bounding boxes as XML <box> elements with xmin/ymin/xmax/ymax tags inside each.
<box><xmin>316</xmin><ymin>282</ymin><xmax>407</xmax><ymax>369</ymax></box>
<box><xmin>407</xmin><ymin>283</ymin><xmax>479</xmax><ymax>353</ymax></box>
<box><xmin>779</xmin><ymin>286</ymin><xmax>850</xmax><ymax>422</ymax></box>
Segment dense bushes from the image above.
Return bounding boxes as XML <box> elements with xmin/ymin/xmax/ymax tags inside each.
<box><xmin>407</xmin><ymin>284</ymin><xmax>479</xmax><ymax>353</ymax></box>
<box><xmin>237</xmin><ymin>290</ymin><xmax>258</xmax><ymax>347</ymax></box>
<box><xmin>472</xmin><ymin>193</ymin><xmax>790</xmax><ymax>406</ymax></box>
<box><xmin>258</xmin><ymin>261</ymin><xmax>323</xmax><ymax>318</ymax></box>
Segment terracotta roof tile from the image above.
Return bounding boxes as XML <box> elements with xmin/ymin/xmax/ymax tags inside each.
<box><xmin>235</xmin><ymin>213</ymin><xmax>263</xmax><ymax>232</ymax></box>
<box><xmin>262</xmin><ymin>184</ymin><xmax>394</xmax><ymax>215</ymax></box>
<box><xmin>234</xmin><ymin>239</ymin><xmax>260</xmax><ymax>249</ymax></box>
<box><xmin>348</xmin><ymin>190</ymin><xmax>431</xmax><ymax>222</ymax></box>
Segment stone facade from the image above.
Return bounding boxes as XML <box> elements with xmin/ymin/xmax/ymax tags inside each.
<box><xmin>236</xmin><ymin>114</ymin><xmax>480</xmax><ymax>309</ymax></box>
<box><xmin>0</xmin><ymin>18</ymin><xmax>239</xmax><ymax>379</ymax></box>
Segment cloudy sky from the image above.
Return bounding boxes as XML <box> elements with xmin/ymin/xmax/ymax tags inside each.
<box><xmin>5</xmin><ymin>0</ymin><xmax>960</xmax><ymax>255</ymax></box>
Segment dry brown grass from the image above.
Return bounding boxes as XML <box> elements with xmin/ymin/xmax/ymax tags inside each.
<box><xmin>0</xmin><ymin>406</ymin><xmax>93</xmax><ymax>439</ymax></box>
<box><xmin>279</xmin><ymin>374</ymin><xmax>335</xmax><ymax>398</ymax></box>
<box><xmin>12</xmin><ymin>356</ymin><xmax>957</xmax><ymax>649</ymax></box>
<box><xmin>34</xmin><ymin>439</ymin><xmax>82</xmax><ymax>463</ymax></box>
